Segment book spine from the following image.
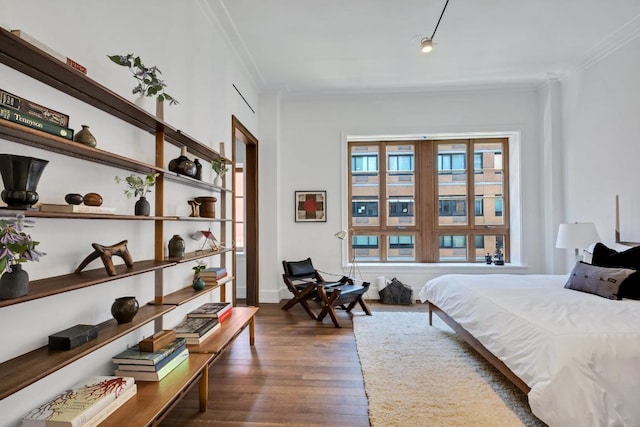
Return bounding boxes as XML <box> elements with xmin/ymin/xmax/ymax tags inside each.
<box><xmin>0</xmin><ymin>88</ymin><xmax>70</xmax><ymax>127</ymax></box>
<box><xmin>0</xmin><ymin>105</ymin><xmax>74</xmax><ymax>140</ymax></box>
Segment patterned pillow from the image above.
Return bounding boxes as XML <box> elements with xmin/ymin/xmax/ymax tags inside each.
<box><xmin>565</xmin><ymin>261</ymin><xmax>635</xmax><ymax>300</ymax></box>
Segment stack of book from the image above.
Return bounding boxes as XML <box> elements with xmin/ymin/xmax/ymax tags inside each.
<box><xmin>22</xmin><ymin>376</ymin><xmax>136</xmax><ymax>427</ymax></box>
<box><xmin>174</xmin><ymin>316</ymin><xmax>220</xmax><ymax>345</ymax></box>
<box><xmin>0</xmin><ymin>88</ymin><xmax>74</xmax><ymax>140</ymax></box>
<box><xmin>187</xmin><ymin>302</ymin><xmax>233</xmax><ymax>323</ymax></box>
<box><xmin>112</xmin><ymin>337</ymin><xmax>188</xmax><ymax>382</ymax></box>
<box><xmin>198</xmin><ymin>267</ymin><xmax>227</xmax><ymax>286</ymax></box>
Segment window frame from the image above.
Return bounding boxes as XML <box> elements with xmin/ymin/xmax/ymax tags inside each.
<box><xmin>347</xmin><ymin>138</ymin><xmax>509</xmax><ymax>263</ymax></box>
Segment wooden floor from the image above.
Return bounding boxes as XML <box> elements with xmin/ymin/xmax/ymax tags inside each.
<box><xmin>159</xmin><ymin>300</ymin><xmax>427</xmax><ymax>427</ymax></box>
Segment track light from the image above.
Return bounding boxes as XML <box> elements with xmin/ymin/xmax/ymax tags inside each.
<box><xmin>419</xmin><ymin>0</ymin><xmax>450</xmax><ymax>53</ymax></box>
<box><xmin>420</xmin><ymin>37</ymin><xmax>433</xmax><ymax>53</ymax></box>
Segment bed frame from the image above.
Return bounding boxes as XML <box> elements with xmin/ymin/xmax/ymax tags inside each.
<box><xmin>428</xmin><ymin>302</ymin><xmax>531</xmax><ymax>394</ymax></box>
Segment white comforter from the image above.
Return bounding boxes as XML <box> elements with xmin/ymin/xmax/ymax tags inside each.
<box><xmin>418</xmin><ymin>274</ymin><xmax>640</xmax><ymax>427</ymax></box>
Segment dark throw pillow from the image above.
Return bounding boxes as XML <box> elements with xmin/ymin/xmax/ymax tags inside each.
<box><xmin>592</xmin><ymin>242</ymin><xmax>640</xmax><ymax>269</ymax></box>
<box><xmin>590</xmin><ymin>243</ymin><xmax>640</xmax><ymax>299</ymax></box>
<box><xmin>564</xmin><ymin>261</ymin><xmax>635</xmax><ymax>300</ymax></box>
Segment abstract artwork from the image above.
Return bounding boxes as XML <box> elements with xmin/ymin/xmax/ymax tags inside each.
<box><xmin>295</xmin><ymin>191</ymin><xmax>326</xmax><ymax>222</ymax></box>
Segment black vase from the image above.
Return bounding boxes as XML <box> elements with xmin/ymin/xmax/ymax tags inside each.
<box><xmin>111</xmin><ymin>296</ymin><xmax>139</xmax><ymax>324</ymax></box>
<box><xmin>0</xmin><ymin>154</ymin><xmax>49</xmax><ymax>209</ymax></box>
<box><xmin>0</xmin><ymin>264</ymin><xmax>29</xmax><ymax>299</ymax></box>
<box><xmin>135</xmin><ymin>196</ymin><xmax>150</xmax><ymax>216</ymax></box>
<box><xmin>168</xmin><ymin>234</ymin><xmax>185</xmax><ymax>258</ymax></box>
<box><xmin>168</xmin><ymin>146</ymin><xmax>196</xmax><ymax>178</ymax></box>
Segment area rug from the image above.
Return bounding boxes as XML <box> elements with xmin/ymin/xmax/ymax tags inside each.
<box><xmin>353</xmin><ymin>311</ymin><xmax>546</xmax><ymax>427</ymax></box>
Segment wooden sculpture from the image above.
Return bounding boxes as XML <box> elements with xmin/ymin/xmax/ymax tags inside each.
<box><xmin>75</xmin><ymin>240</ymin><xmax>134</xmax><ymax>276</ymax></box>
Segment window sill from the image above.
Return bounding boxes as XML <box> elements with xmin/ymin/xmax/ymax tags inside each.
<box><xmin>350</xmin><ymin>262</ymin><xmax>530</xmax><ymax>273</ymax></box>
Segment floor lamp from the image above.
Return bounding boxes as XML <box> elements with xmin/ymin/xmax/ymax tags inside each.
<box><xmin>335</xmin><ymin>228</ymin><xmax>361</xmax><ymax>280</ymax></box>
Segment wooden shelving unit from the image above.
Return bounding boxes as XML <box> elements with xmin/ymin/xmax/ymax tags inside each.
<box><xmin>0</xmin><ymin>304</ymin><xmax>174</xmax><ymax>400</ymax></box>
<box><xmin>0</xmin><ymin>25</ymin><xmax>241</xmax><ymax>425</ymax></box>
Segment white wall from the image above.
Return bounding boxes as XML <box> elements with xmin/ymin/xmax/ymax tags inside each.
<box><xmin>261</xmin><ymin>86</ymin><xmax>547</xmax><ymax>302</ymax></box>
<box><xmin>0</xmin><ymin>1</ymin><xmax>258</xmax><ymax>425</ymax></box>
<box><xmin>561</xmin><ymin>35</ymin><xmax>640</xmax><ymax>271</ymax></box>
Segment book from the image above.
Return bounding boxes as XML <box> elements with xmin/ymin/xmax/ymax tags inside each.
<box><xmin>111</xmin><ymin>337</ymin><xmax>186</xmax><ymax>366</ymax></box>
<box><xmin>187</xmin><ymin>302</ymin><xmax>232</xmax><ymax>318</ymax></box>
<box><xmin>217</xmin><ymin>308</ymin><xmax>233</xmax><ymax>323</ymax></box>
<box><xmin>114</xmin><ymin>347</ymin><xmax>188</xmax><ymax>381</ymax></box>
<box><xmin>201</xmin><ymin>267</ymin><xmax>226</xmax><ymax>276</ymax></box>
<box><xmin>0</xmin><ymin>88</ymin><xmax>70</xmax><ymax>127</ymax></box>
<box><xmin>37</xmin><ymin>203</ymin><xmax>116</xmax><ymax>214</ymax></box>
<box><xmin>174</xmin><ymin>317</ymin><xmax>218</xmax><ymax>338</ymax></box>
<box><xmin>116</xmin><ymin>341</ymin><xmax>187</xmax><ymax>372</ymax></box>
<box><xmin>183</xmin><ymin>321</ymin><xmax>221</xmax><ymax>345</ymax></box>
<box><xmin>82</xmin><ymin>384</ymin><xmax>137</xmax><ymax>427</ymax></box>
<box><xmin>11</xmin><ymin>29</ymin><xmax>88</xmax><ymax>74</ymax></box>
<box><xmin>0</xmin><ymin>105</ymin><xmax>74</xmax><ymax>140</ymax></box>
<box><xmin>22</xmin><ymin>376</ymin><xmax>135</xmax><ymax>427</ymax></box>
<box><xmin>199</xmin><ymin>271</ymin><xmax>228</xmax><ymax>280</ymax></box>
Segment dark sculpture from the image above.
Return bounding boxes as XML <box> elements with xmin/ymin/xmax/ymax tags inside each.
<box><xmin>75</xmin><ymin>240</ymin><xmax>134</xmax><ymax>276</ymax></box>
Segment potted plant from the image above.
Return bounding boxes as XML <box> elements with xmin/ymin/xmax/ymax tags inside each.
<box><xmin>107</xmin><ymin>54</ymin><xmax>179</xmax><ymax>109</ymax></box>
<box><xmin>211</xmin><ymin>157</ymin><xmax>229</xmax><ymax>187</ymax></box>
<box><xmin>0</xmin><ymin>215</ymin><xmax>45</xmax><ymax>299</ymax></box>
<box><xmin>115</xmin><ymin>172</ymin><xmax>160</xmax><ymax>216</ymax></box>
<box><xmin>192</xmin><ymin>261</ymin><xmax>207</xmax><ymax>291</ymax></box>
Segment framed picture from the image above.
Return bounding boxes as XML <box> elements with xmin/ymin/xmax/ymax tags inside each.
<box><xmin>295</xmin><ymin>191</ymin><xmax>326</xmax><ymax>222</ymax></box>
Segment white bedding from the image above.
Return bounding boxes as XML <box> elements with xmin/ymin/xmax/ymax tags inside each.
<box><xmin>418</xmin><ymin>274</ymin><xmax>640</xmax><ymax>427</ymax></box>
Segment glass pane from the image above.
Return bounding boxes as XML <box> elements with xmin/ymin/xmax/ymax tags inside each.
<box><xmin>387</xmin><ymin>234</ymin><xmax>415</xmax><ymax>261</ymax></box>
<box><xmin>351</xmin><ymin>145</ymin><xmax>380</xmax><ymax>226</ymax></box>
<box><xmin>438</xmin><ymin>143</ymin><xmax>467</xmax><ymax>225</ymax></box>
<box><xmin>387</xmin><ymin>144</ymin><xmax>415</xmax><ymax>226</ymax></box>
<box><xmin>438</xmin><ymin>234</ymin><xmax>467</xmax><ymax>261</ymax></box>
<box><xmin>352</xmin><ymin>235</ymin><xmax>380</xmax><ymax>262</ymax></box>
<box><xmin>474</xmin><ymin>141</ymin><xmax>504</xmax><ymax>225</ymax></box>
<box><xmin>474</xmin><ymin>235</ymin><xmax>505</xmax><ymax>262</ymax></box>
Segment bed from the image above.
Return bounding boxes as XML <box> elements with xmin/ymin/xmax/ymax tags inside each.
<box><xmin>418</xmin><ymin>271</ymin><xmax>640</xmax><ymax>427</ymax></box>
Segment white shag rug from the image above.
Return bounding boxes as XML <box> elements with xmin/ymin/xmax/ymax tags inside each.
<box><xmin>353</xmin><ymin>311</ymin><xmax>546</xmax><ymax>427</ymax></box>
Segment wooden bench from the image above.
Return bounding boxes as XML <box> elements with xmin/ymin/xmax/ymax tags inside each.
<box><xmin>99</xmin><ymin>306</ymin><xmax>258</xmax><ymax>426</ymax></box>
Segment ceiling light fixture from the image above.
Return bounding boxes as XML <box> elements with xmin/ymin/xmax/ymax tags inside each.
<box><xmin>420</xmin><ymin>0</ymin><xmax>450</xmax><ymax>53</ymax></box>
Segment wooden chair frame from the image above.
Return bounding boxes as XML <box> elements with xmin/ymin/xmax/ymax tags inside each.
<box><xmin>281</xmin><ymin>258</ymin><xmax>372</xmax><ymax>327</ymax></box>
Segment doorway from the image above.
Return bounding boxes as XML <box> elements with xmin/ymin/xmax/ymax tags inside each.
<box><xmin>232</xmin><ymin>116</ymin><xmax>259</xmax><ymax>306</ymax></box>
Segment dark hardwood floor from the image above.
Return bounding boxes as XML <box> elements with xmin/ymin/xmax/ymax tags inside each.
<box><xmin>159</xmin><ymin>299</ymin><xmax>427</xmax><ymax>427</ymax></box>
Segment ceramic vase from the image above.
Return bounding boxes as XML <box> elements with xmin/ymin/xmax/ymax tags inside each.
<box><xmin>83</xmin><ymin>192</ymin><xmax>103</xmax><ymax>206</ymax></box>
<box><xmin>110</xmin><ymin>296</ymin><xmax>139</xmax><ymax>324</ymax></box>
<box><xmin>168</xmin><ymin>146</ymin><xmax>196</xmax><ymax>178</ymax></box>
<box><xmin>73</xmin><ymin>125</ymin><xmax>97</xmax><ymax>147</ymax></box>
<box><xmin>213</xmin><ymin>175</ymin><xmax>222</xmax><ymax>187</ymax></box>
<box><xmin>0</xmin><ymin>154</ymin><xmax>49</xmax><ymax>209</ymax></box>
<box><xmin>135</xmin><ymin>196</ymin><xmax>150</xmax><ymax>216</ymax></box>
<box><xmin>168</xmin><ymin>234</ymin><xmax>185</xmax><ymax>258</ymax></box>
<box><xmin>192</xmin><ymin>277</ymin><xmax>205</xmax><ymax>291</ymax></box>
<box><xmin>65</xmin><ymin>193</ymin><xmax>83</xmax><ymax>205</ymax></box>
<box><xmin>0</xmin><ymin>264</ymin><xmax>29</xmax><ymax>299</ymax></box>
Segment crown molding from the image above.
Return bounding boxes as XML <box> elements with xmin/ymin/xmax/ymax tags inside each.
<box><xmin>581</xmin><ymin>14</ymin><xmax>640</xmax><ymax>70</ymax></box>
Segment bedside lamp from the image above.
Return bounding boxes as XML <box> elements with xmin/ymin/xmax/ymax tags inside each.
<box><xmin>555</xmin><ymin>222</ymin><xmax>600</xmax><ymax>259</ymax></box>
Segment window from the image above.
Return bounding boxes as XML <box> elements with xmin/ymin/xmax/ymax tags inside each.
<box><xmin>347</xmin><ymin>138</ymin><xmax>509</xmax><ymax>263</ymax></box>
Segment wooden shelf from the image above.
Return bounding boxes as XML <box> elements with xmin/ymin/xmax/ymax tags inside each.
<box><xmin>98</xmin><ymin>353</ymin><xmax>212</xmax><ymax>427</ymax></box>
<box><xmin>164</xmin><ymin>172</ymin><xmax>218</xmax><ymax>191</ymax></box>
<box><xmin>0</xmin><ymin>304</ymin><xmax>174</xmax><ymax>400</ymax></box>
<box><xmin>166</xmin><ymin>248</ymin><xmax>234</xmax><ymax>264</ymax></box>
<box><xmin>0</xmin><ymin>260</ymin><xmax>174</xmax><ymax>308</ymax></box>
<box><xmin>0</xmin><ymin>28</ymin><xmax>230</xmax><ymax>164</ymax></box>
<box><xmin>0</xmin><ymin>120</ymin><xmax>165</xmax><ymax>175</ymax></box>
<box><xmin>175</xmin><ymin>217</ymin><xmax>233</xmax><ymax>222</ymax></box>
<box><xmin>187</xmin><ymin>307</ymin><xmax>258</xmax><ymax>356</ymax></box>
<box><xmin>26</xmin><ymin>211</ymin><xmax>177</xmax><ymax>220</ymax></box>
<box><xmin>157</xmin><ymin>283</ymin><xmax>222</xmax><ymax>306</ymax></box>
<box><xmin>100</xmin><ymin>308</ymin><xmax>258</xmax><ymax>427</ymax></box>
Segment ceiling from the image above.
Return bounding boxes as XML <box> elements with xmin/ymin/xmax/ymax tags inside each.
<box><xmin>212</xmin><ymin>0</ymin><xmax>640</xmax><ymax>95</ymax></box>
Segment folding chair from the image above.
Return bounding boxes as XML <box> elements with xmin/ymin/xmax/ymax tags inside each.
<box><xmin>281</xmin><ymin>258</ymin><xmax>372</xmax><ymax>327</ymax></box>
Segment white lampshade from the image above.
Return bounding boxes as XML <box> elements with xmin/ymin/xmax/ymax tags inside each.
<box><xmin>420</xmin><ymin>37</ymin><xmax>433</xmax><ymax>53</ymax></box>
<box><xmin>335</xmin><ymin>229</ymin><xmax>348</xmax><ymax>240</ymax></box>
<box><xmin>556</xmin><ymin>222</ymin><xmax>600</xmax><ymax>250</ymax></box>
